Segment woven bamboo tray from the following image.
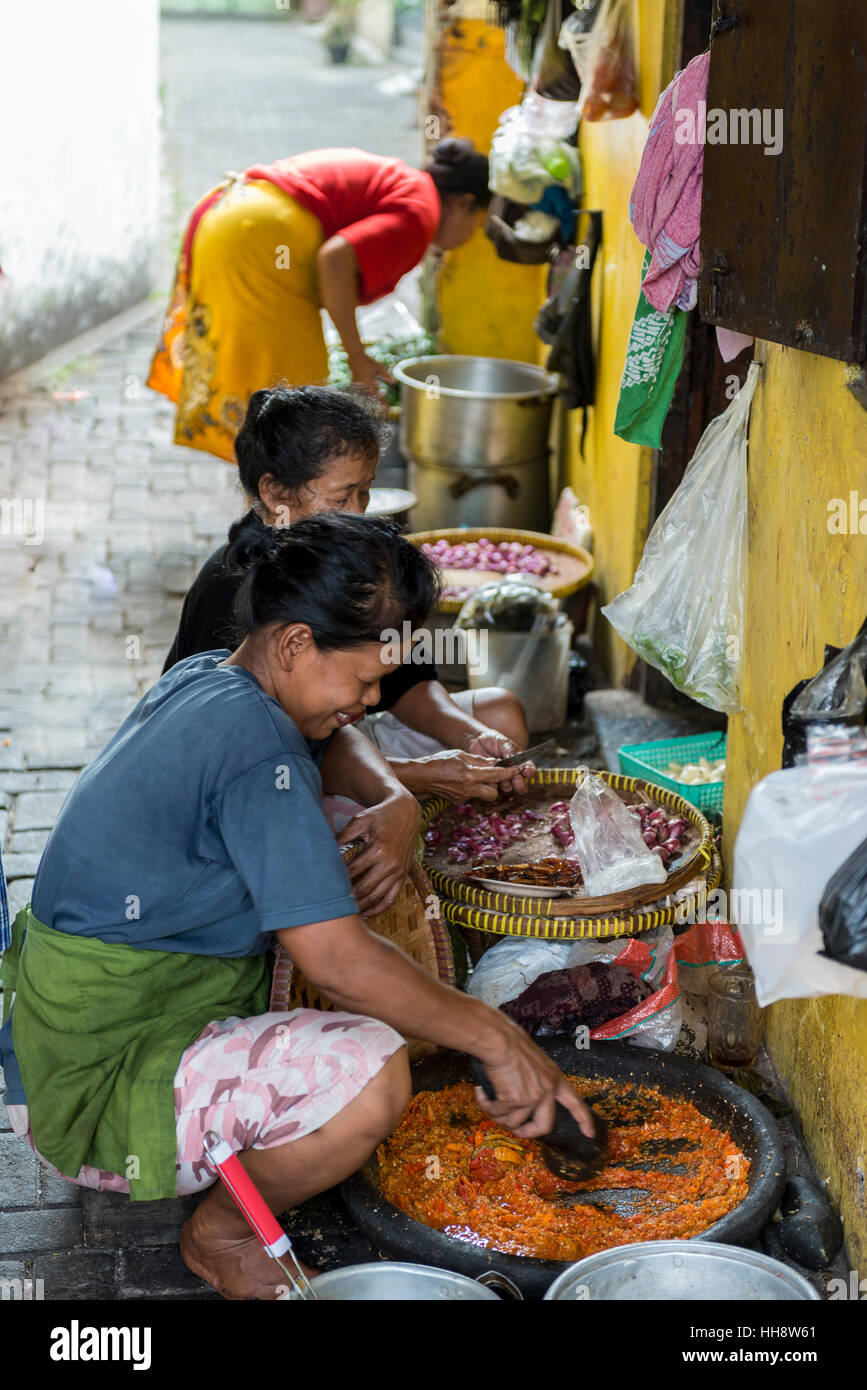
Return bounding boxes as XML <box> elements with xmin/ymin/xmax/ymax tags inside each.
<box><xmin>446</xmin><ymin>848</ymin><xmax>723</xmax><ymax>945</ymax></box>
<box><xmin>408</xmin><ymin>527</ymin><xmax>594</xmax><ymax>614</ymax></box>
<box><xmin>269</xmin><ymin>858</ymin><xmax>453</xmax><ymax>1060</ymax></box>
<box><xmin>423</xmin><ymin>770</ymin><xmax>713</xmax><ymax>924</ymax></box>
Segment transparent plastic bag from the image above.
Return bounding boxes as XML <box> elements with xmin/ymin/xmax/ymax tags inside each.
<box><xmin>531</xmin><ymin>0</ymin><xmax>583</xmax><ymax>100</ymax></box>
<box><xmin>733</xmin><ymin>757</ymin><xmax>867</xmax><ymax>1004</ymax></box>
<box><xmin>602</xmin><ymin>361</ymin><xmax>759</xmax><ymax>713</ymax></box>
<box><xmin>559</xmin><ymin>0</ymin><xmax>638</xmax><ymax>121</ymax></box>
<box><xmin>790</xmin><ymin>622</ymin><xmax>867</xmax><ymax>725</ymax></box>
<box><xmin>568</xmin><ymin>771</ymin><xmax>667</xmax><ymax>896</ymax></box>
<box><xmin>466</xmin><ymin>927</ymin><xmax>681</xmax><ymax>1050</ymax></box>
<box><xmin>455</xmin><ymin>579</ymin><xmax>560</xmax><ymax>633</ymax></box>
<box><xmin>489</xmin><ymin>97</ymin><xmax>582</xmax><ymax>203</ymax></box>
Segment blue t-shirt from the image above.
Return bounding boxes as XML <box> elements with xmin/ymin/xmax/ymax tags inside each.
<box><xmin>33</xmin><ymin>652</ymin><xmax>358</xmax><ymax>951</ymax></box>
<box><xmin>1</xmin><ymin>653</ymin><xmax>358</xmax><ymax>1104</ymax></box>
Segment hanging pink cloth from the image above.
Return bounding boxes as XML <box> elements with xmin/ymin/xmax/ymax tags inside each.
<box><xmin>629</xmin><ymin>50</ymin><xmax>710</xmax><ymax>314</ymax></box>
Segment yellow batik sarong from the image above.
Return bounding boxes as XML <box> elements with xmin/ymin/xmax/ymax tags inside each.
<box><xmin>147</xmin><ymin>178</ymin><xmax>328</xmax><ymax>463</ymax></box>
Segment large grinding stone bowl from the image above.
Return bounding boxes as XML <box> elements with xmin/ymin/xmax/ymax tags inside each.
<box><xmin>341</xmin><ymin>1042</ymin><xmax>787</xmax><ymax>1299</ymax></box>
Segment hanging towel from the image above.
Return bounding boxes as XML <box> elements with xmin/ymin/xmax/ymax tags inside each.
<box><xmin>614</xmin><ymin>249</ymin><xmax>687</xmax><ymax>447</ymax></box>
<box><xmin>629</xmin><ymin>50</ymin><xmax>710</xmax><ymax>314</ymax></box>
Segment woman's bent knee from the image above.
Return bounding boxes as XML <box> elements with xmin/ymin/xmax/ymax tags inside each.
<box><xmin>366</xmin><ymin>1047</ymin><xmax>411</xmax><ymax>1132</ymax></box>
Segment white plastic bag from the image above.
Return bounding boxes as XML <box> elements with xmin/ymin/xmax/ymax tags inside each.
<box><xmin>466</xmin><ymin>928</ymin><xmax>681</xmax><ymax>1050</ymax></box>
<box><xmin>602</xmin><ymin>361</ymin><xmax>759</xmax><ymax>713</ymax></box>
<box><xmin>733</xmin><ymin>757</ymin><xmax>867</xmax><ymax>1004</ymax></box>
<box><xmin>568</xmin><ymin>771</ymin><xmax>667</xmax><ymax>896</ymax></box>
<box><xmin>551</xmin><ymin>485</ymin><xmax>593</xmax><ymax>552</ymax></box>
<box><xmin>489</xmin><ymin>97</ymin><xmax>582</xmax><ymax>204</ymax></box>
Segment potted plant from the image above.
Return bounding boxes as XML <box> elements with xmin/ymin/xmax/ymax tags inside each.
<box><xmin>323</xmin><ymin>0</ymin><xmax>358</xmax><ymax>63</ymax></box>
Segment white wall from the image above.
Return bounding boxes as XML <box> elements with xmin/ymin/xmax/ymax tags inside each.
<box><xmin>0</xmin><ymin>0</ymin><xmax>160</xmax><ymax>376</ymax></box>
<box><xmin>356</xmin><ymin>0</ymin><xmax>394</xmax><ymax>57</ymax></box>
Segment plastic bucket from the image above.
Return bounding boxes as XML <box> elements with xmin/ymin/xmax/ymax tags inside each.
<box><xmin>468</xmin><ymin>618</ymin><xmax>573</xmax><ymax>731</ymax></box>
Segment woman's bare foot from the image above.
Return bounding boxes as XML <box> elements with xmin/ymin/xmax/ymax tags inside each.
<box><xmin>181</xmin><ymin>1209</ymin><xmax>318</xmax><ymax>1301</ymax></box>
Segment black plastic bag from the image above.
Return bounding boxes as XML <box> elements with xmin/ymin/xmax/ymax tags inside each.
<box><xmin>781</xmin><ymin>614</ymin><xmax>867</xmax><ymax>766</ymax></box>
<box><xmin>819</xmin><ymin>836</ymin><xmax>867</xmax><ymax>972</ymax></box>
<box><xmin>535</xmin><ymin>209</ymin><xmax>602</xmax><ymax>415</ymax></box>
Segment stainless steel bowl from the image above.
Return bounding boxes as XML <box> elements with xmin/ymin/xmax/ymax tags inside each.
<box><xmin>543</xmin><ymin>1241</ymin><xmax>820</xmax><ymax>1301</ymax></box>
<box><xmin>283</xmin><ymin>1262</ymin><xmax>520</xmax><ymax>1301</ymax></box>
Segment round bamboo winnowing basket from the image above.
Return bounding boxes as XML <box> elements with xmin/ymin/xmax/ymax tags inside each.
<box><xmin>451</xmin><ymin>849</ymin><xmax>724</xmax><ymax>960</ymax></box>
<box><xmin>407</xmin><ymin>527</ymin><xmax>594</xmax><ymax>614</ymax></box>
<box><xmin>269</xmin><ymin>858</ymin><xmax>453</xmax><ymax>1061</ymax></box>
<box><xmin>423</xmin><ymin>769</ymin><xmax>717</xmax><ymax>942</ymax></box>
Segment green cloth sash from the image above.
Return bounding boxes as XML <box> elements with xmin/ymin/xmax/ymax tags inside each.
<box><xmin>614</xmin><ymin>249</ymin><xmax>687</xmax><ymax>449</ymax></box>
<box><xmin>1</xmin><ymin>907</ymin><xmax>270</xmax><ymax>1201</ymax></box>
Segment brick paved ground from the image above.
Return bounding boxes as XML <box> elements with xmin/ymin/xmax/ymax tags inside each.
<box><xmin>0</xmin><ymin>14</ymin><xmax>423</xmax><ymax>1300</ymax></box>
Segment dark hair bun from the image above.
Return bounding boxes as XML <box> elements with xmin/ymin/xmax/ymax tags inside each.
<box><xmin>243</xmin><ymin>389</ymin><xmax>272</xmax><ymax>428</ymax></box>
<box><xmin>223</xmin><ymin>508</ymin><xmax>283</xmax><ymax>575</ymax></box>
<box><xmin>430</xmin><ymin>137</ymin><xmax>474</xmax><ymax>167</ymax></box>
<box><xmin>426</xmin><ymin>138</ymin><xmax>490</xmax><ymax>208</ymax></box>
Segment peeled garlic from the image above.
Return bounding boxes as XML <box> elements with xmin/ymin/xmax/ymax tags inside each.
<box><xmin>665</xmin><ymin>755</ymin><xmax>726</xmax><ymax>786</ymax></box>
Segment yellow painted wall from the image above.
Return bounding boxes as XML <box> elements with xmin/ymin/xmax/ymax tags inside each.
<box><xmin>724</xmin><ymin>341</ymin><xmax>867</xmax><ymax>1270</ymax></box>
<box><xmin>434</xmin><ymin>0</ymin><xmax>867</xmax><ymax>1270</ymax></box>
<box><xmin>433</xmin><ymin>13</ymin><xmax>543</xmax><ymax>360</ymax></box>
<box><xmin>564</xmin><ymin>0</ymin><xmax>678</xmax><ymax>682</ymax></box>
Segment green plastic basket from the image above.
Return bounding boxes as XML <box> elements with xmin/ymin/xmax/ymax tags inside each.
<box><xmin>618</xmin><ymin>731</ymin><xmax>727</xmax><ymax>815</ymax></box>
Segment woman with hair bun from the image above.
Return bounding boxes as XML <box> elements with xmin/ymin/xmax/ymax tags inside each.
<box><xmin>0</xmin><ymin>511</ymin><xmax>594</xmax><ymax>1300</ymax></box>
<box><xmin>148</xmin><ymin>140</ymin><xmax>490</xmax><ymax>462</ymax></box>
<box><xmin>165</xmin><ymin>385</ymin><xmax>533</xmax><ymax>810</ymax></box>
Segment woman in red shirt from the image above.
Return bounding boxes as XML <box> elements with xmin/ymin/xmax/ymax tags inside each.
<box><xmin>148</xmin><ymin>141</ymin><xmax>489</xmax><ymax>462</ymax></box>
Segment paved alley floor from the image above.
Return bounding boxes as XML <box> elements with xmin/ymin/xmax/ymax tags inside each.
<box><xmin>0</xmin><ymin>12</ymin><xmax>424</xmax><ymax>1301</ymax></box>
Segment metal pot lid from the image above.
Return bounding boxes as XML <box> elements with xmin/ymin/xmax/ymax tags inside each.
<box><xmin>281</xmin><ymin>1260</ymin><xmax>505</xmax><ymax>1301</ymax></box>
<box><xmin>542</xmin><ymin>1240</ymin><xmax>820</xmax><ymax>1301</ymax></box>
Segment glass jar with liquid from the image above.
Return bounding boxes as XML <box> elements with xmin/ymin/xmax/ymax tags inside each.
<box><xmin>707</xmin><ymin>966</ymin><xmax>762</xmax><ymax>1072</ymax></box>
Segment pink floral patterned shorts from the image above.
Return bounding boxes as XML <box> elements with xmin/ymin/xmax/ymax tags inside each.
<box><xmin>8</xmin><ymin>1008</ymin><xmax>405</xmax><ymax>1196</ymax></box>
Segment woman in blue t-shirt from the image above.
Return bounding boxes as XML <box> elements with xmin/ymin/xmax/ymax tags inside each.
<box><xmin>1</xmin><ymin>511</ymin><xmax>595</xmax><ymax>1300</ymax></box>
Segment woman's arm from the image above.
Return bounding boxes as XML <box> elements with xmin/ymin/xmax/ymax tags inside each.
<box><xmin>390</xmin><ymin>679</ymin><xmax>491</xmax><ymax>747</ymax></box>
<box><xmin>277</xmin><ymin>914</ymin><xmax>595</xmax><ymax>1139</ymax></box>
<box><xmin>320</xmin><ymin>725</ymin><xmax>421</xmax><ymax>917</ymax></box>
<box><xmin>316</xmin><ymin>236</ymin><xmax>392</xmax><ymax>390</ymax></box>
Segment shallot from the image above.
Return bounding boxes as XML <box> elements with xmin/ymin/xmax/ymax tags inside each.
<box><xmin>421</xmin><ymin>538</ymin><xmax>557</xmax><ymax>600</ymax></box>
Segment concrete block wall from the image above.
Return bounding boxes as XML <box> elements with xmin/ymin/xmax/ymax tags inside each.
<box><xmin>0</xmin><ymin>0</ymin><xmax>161</xmax><ymax>378</ymax></box>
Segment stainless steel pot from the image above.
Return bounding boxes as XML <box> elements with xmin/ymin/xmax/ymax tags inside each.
<box><xmin>408</xmin><ymin>453</ymin><xmax>552</xmax><ymax>532</ymax></box>
<box><xmin>283</xmin><ymin>1262</ymin><xmax>521</xmax><ymax>1301</ymax></box>
<box><xmin>395</xmin><ymin>355</ymin><xmax>559</xmax><ymax>531</ymax></box>
<box><xmin>543</xmin><ymin>1241</ymin><xmax>820</xmax><ymax>1301</ymax></box>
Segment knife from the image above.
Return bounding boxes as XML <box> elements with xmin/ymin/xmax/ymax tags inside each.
<box><xmin>495</xmin><ymin>737</ymin><xmax>556</xmax><ymax>768</ymax></box>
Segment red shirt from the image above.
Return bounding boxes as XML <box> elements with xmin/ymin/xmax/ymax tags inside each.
<box><xmin>245</xmin><ymin>148</ymin><xmax>441</xmax><ymax>304</ymax></box>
